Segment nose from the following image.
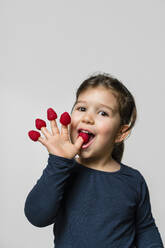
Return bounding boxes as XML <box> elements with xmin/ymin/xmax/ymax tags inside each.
<box><xmin>81</xmin><ymin>112</ymin><xmax>94</xmax><ymax>124</ymax></box>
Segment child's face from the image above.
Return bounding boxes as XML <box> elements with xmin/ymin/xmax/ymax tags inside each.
<box><xmin>69</xmin><ymin>86</ymin><xmax>122</xmax><ymax>161</ymax></box>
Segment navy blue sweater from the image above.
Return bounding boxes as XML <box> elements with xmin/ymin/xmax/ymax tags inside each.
<box><xmin>24</xmin><ymin>154</ymin><xmax>164</xmax><ymax>248</ymax></box>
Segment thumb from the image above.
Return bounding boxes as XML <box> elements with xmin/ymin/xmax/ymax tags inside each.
<box><xmin>74</xmin><ymin>136</ymin><xmax>84</xmax><ymax>152</ymax></box>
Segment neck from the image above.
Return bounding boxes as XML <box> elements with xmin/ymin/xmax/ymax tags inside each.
<box><xmin>75</xmin><ymin>154</ymin><xmax>118</xmax><ymax>170</ymax></box>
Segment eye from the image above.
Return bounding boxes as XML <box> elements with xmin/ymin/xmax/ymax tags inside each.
<box><xmin>76</xmin><ymin>107</ymin><xmax>109</xmax><ymax>117</ymax></box>
<box><xmin>99</xmin><ymin>111</ymin><xmax>109</xmax><ymax>117</ymax></box>
<box><xmin>77</xmin><ymin>107</ymin><xmax>86</xmax><ymax>111</ymax></box>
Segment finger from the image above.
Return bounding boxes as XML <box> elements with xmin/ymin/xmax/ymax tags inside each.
<box><xmin>38</xmin><ymin>136</ymin><xmax>47</xmax><ymax>145</ymax></box>
<box><xmin>74</xmin><ymin>136</ymin><xmax>84</xmax><ymax>151</ymax></box>
<box><xmin>40</xmin><ymin>127</ymin><xmax>52</xmax><ymax>139</ymax></box>
<box><xmin>61</xmin><ymin>124</ymin><xmax>70</xmax><ymax>141</ymax></box>
<box><xmin>50</xmin><ymin>119</ymin><xmax>60</xmax><ymax>135</ymax></box>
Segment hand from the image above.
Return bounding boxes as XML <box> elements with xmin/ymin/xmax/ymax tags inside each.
<box><xmin>34</xmin><ymin>110</ymin><xmax>84</xmax><ymax>159</ymax></box>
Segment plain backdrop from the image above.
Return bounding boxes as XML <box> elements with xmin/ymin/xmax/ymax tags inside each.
<box><xmin>1</xmin><ymin>0</ymin><xmax>165</xmax><ymax>247</ymax></box>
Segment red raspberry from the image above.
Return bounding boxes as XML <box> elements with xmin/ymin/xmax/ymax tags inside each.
<box><xmin>35</xmin><ymin>119</ymin><xmax>47</xmax><ymax>130</ymax></box>
<box><xmin>78</xmin><ymin>132</ymin><xmax>90</xmax><ymax>144</ymax></box>
<box><xmin>60</xmin><ymin>112</ymin><xmax>71</xmax><ymax>126</ymax></box>
<box><xmin>28</xmin><ymin>130</ymin><xmax>40</xmax><ymax>141</ymax></box>
<box><xmin>47</xmin><ymin>108</ymin><xmax>57</xmax><ymax>120</ymax></box>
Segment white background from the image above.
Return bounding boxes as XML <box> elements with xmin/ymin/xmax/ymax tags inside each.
<box><xmin>1</xmin><ymin>0</ymin><xmax>165</xmax><ymax>247</ymax></box>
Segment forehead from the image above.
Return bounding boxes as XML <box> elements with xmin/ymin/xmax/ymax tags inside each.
<box><xmin>77</xmin><ymin>86</ymin><xmax>118</xmax><ymax>109</ymax></box>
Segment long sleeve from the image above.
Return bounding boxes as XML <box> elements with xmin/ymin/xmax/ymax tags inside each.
<box><xmin>24</xmin><ymin>153</ymin><xmax>75</xmax><ymax>228</ymax></box>
<box><xmin>135</xmin><ymin>175</ymin><xmax>164</xmax><ymax>247</ymax></box>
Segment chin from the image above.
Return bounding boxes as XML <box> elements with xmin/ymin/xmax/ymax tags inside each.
<box><xmin>78</xmin><ymin>150</ymin><xmax>95</xmax><ymax>160</ymax></box>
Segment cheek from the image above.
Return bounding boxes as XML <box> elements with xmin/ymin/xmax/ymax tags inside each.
<box><xmin>98</xmin><ymin>121</ymin><xmax>111</xmax><ymax>135</ymax></box>
<box><xmin>70</xmin><ymin>113</ymin><xmax>79</xmax><ymax>130</ymax></box>
<box><xmin>98</xmin><ymin>121</ymin><xmax>118</xmax><ymax>140</ymax></box>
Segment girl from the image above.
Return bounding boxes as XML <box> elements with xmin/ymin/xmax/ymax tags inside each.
<box><xmin>24</xmin><ymin>72</ymin><xmax>164</xmax><ymax>247</ymax></box>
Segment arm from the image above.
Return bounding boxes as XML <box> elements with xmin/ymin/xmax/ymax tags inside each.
<box><xmin>25</xmin><ymin>109</ymin><xmax>84</xmax><ymax>228</ymax></box>
<box><xmin>24</xmin><ymin>154</ymin><xmax>75</xmax><ymax>227</ymax></box>
<box><xmin>135</xmin><ymin>175</ymin><xmax>164</xmax><ymax>247</ymax></box>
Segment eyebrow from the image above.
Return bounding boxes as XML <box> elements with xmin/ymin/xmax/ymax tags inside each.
<box><xmin>74</xmin><ymin>100</ymin><xmax>115</xmax><ymax>113</ymax></box>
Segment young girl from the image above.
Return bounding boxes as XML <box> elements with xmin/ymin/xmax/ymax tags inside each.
<box><xmin>24</xmin><ymin>73</ymin><xmax>164</xmax><ymax>247</ymax></box>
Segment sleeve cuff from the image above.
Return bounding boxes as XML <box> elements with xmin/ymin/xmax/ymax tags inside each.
<box><xmin>48</xmin><ymin>153</ymin><xmax>75</xmax><ymax>168</ymax></box>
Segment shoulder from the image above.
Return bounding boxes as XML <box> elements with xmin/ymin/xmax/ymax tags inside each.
<box><xmin>118</xmin><ymin>162</ymin><xmax>148</xmax><ymax>204</ymax></box>
<box><xmin>121</xmin><ymin>162</ymin><xmax>146</xmax><ymax>190</ymax></box>
<box><xmin>121</xmin><ymin>162</ymin><xmax>144</xmax><ymax>180</ymax></box>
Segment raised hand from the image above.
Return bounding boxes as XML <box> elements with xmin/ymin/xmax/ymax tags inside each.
<box><xmin>28</xmin><ymin>108</ymin><xmax>85</xmax><ymax>159</ymax></box>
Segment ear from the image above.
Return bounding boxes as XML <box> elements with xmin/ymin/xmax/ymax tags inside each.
<box><xmin>114</xmin><ymin>125</ymin><xmax>131</xmax><ymax>144</ymax></box>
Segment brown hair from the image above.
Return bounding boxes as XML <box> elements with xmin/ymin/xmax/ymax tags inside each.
<box><xmin>71</xmin><ymin>72</ymin><xmax>137</xmax><ymax>163</ymax></box>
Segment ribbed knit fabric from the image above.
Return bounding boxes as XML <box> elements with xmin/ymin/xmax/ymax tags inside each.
<box><xmin>24</xmin><ymin>154</ymin><xmax>164</xmax><ymax>248</ymax></box>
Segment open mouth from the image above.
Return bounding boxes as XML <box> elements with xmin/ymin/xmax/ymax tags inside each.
<box><xmin>82</xmin><ymin>135</ymin><xmax>96</xmax><ymax>149</ymax></box>
<box><xmin>77</xmin><ymin>129</ymin><xmax>96</xmax><ymax>149</ymax></box>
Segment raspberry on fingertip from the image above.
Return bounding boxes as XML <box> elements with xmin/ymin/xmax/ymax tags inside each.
<box><xmin>28</xmin><ymin>130</ymin><xmax>41</xmax><ymax>141</ymax></box>
<box><xmin>35</xmin><ymin>119</ymin><xmax>47</xmax><ymax>130</ymax></box>
<box><xmin>60</xmin><ymin>112</ymin><xmax>71</xmax><ymax>126</ymax></box>
<box><xmin>78</xmin><ymin>132</ymin><xmax>90</xmax><ymax>144</ymax></box>
<box><xmin>47</xmin><ymin>108</ymin><xmax>58</xmax><ymax>120</ymax></box>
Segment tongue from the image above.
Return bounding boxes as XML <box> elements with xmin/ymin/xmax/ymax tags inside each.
<box><xmin>78</xmin><ymin>132</ymin><xmax>90</xmax><ymax>144</ymax></box>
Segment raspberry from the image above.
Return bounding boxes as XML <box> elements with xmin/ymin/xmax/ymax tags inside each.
<box><xmin>35</xmin><ymin>119</ymin><xmax>47</xmax><ymax>130</ymax></box>
<box><xmin>47</xmin><ymin>108</ymin><xmax>57</xmax><ymax>120</ymax></box>
<box><xmin>78</xmin><ymin>132</ymin><xmax>90</xmax><ymax>144</ymax></box>
<box><xmin>60</xmin><ymin>112</ymin><xmax>71</xmax><ymax>126</ymax></box>
<box><xmin>28</xmin><ymin>130</ymin><xmax>40</xmax><ymax>141</ymax></box>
